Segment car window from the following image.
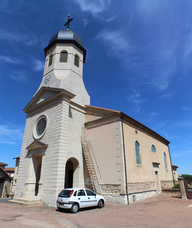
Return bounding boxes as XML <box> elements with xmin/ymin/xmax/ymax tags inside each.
<box><xmin>58</xmin><ymin>190</ymin><xmax>73</xmax><ymax>198</ymax></box>
<box><xmin>77</xmin><ymin>189</ymin><xmax>85</xmax><ymax>196</ymax></box>
<box><xmin>73</xmin><ymin>191</ymin><xmax>77</xmax><ymax>196</ymax></box>
<box><xmin>86</xmin><ymin>189</ymin><xmax>96</xmax><ymax>196</ymax></box>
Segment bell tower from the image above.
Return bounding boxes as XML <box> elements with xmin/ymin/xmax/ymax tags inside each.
<box><xmin>36</xmin><ymin>25</ymin><xmax>90</xmax><ymax>106</ymax></box>
<box><xmin>14</xmin><ymin>18</ymin><xmax>90</xmax><ymax>206</ymax></box>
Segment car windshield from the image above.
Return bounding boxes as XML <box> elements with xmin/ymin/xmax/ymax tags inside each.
<box><xmin>58</xmin><ymin>190</ymin><xmax>73</xmax><ymax>198</ymax></box>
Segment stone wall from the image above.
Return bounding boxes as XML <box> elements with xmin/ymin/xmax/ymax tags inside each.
<box><xmin>128</xmin><ymin>181</ymin><xmax>155</xmax><ymax>193</ymax></box>
<box><xmin>128</xmin><ymin>190</ymin><xmax>156</xmax><ymax>204</ymax></box>
<box><xmin>100</xmin><ymin>182</ymin><xmax>156</xmax><ymax>205</ymax></box>
<box><xmin>100</xmin><ymin>184</ymin><xmax>121</xmax><ymax>194</ymax></box>
<box><xmin>161</xmin><ymin>180</ymin><xmax>173</xmax><ymax>189</ymax></box>
<box><xmin>103</xmin><ymin>193</ymin><xmax>127</xmax><ymax>204</ymax></box>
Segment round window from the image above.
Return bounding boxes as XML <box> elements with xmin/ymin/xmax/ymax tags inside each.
<box><xmin>33</xmin><ymin>115</ymin><xmax>48</xmax><ymax>139</ymax></box>
<box><xmin>36</xmin><ymin>118</ymin><xmax>46</xmax><ymax>136</ymax></box>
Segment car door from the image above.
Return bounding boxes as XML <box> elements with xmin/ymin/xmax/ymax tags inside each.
<box><xmin>85</xmin><ymin>189</ymin><xmax>98</xmax><ymax>207</ymax></box>
<box><xmin>77</xmin><ymin>189</ymin><xmax>88</xmax><ymax>208</ymax></box>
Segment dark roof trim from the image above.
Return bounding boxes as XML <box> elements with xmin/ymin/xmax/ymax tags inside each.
<box><xmin>85</xmin><ymin>105</ymin><xmax>170</xmax><ymax>145</ymax></box>
<box><xmin>0</xmin><ymin>162</ymin><xmax>8</xmax><ymax>166</ymax></box>
<box><xmin>44</xmin><ymin>39</ymin><xmax>87</xmax><ymax>63</ymax></box>
<box><xmin>0</xmin><ymin>167</ymin><xmax>12</xmax><ymax>180</ymax></box>
<box><xmin>85</xmin><ymin>105</ymin><xmax>121</xmax><ymax>114</ymax></box>
<box><xmin>121</xmin><ymin>113</ymin><xmax>170</xmax><ymax>145</ymax></box>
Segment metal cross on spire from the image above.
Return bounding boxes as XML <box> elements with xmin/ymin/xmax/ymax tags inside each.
<box><xmin>64</xmin><ymin>14</ymin><xmax>73</xmax><ymax>30</ymax></box>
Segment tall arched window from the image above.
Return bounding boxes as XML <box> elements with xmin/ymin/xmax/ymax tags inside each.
<box><xmin>74</xmin><ymin>54</ymin><xmax>79</xmax><ymax>67</ymax></box>
<box><xmin>164</xmin><ymin>153</ymin><xmax>168</xmax><ymax>169</ymax></box>
<box><xmin>48</xmin><ymin>54</ymin><xmax>53</xmax><ymax>66</ymax></box>
<box><xmin>135</xmin><ymin>141</ymin><xmax>141</xmax><ymax>165</ymax></box>
<box><xmin>60</xmin><ymin>51</ymin><xmax>68</xmax><ymax>62</ymax></box>
<box><xmin>151</xmin><ymin>145</ymin><xmax>156</xmax><ymax>152</ymax></box>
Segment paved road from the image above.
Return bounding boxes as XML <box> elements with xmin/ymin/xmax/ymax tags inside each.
<box><xmin>0</xmin><ymin>193</ymin><xmax>192</xmax><ymax>228</ymax></box>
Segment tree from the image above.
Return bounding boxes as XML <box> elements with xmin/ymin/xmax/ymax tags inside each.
<box><xmin>181</xmin><ymin>174</ymin><xmax>192</xmax><ymax>184</ymax></box>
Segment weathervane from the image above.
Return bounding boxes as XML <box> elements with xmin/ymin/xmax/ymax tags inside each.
<box><xmin>64</xmin><ymin>14</ymin><xmax>73</xmax><ymax>30</ymax></box>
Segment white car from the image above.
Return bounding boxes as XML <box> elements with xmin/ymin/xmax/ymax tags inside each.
<box><xmin>56</xmin><ymin>188</ymin><xmax>105</xmax><ymax>213</ymax></box>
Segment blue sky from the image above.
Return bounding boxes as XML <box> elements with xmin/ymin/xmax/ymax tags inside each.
<box><xmin>0</xmin><ymin>0</ymin><xmax>192</xmax><ymax>175</ymax></box>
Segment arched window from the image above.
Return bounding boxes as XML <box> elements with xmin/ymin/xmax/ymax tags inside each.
<box><xmin>48</xmin><ymin>54</ymin><xmax>53</xmax><ymax>66</ymax></box>
<box><xmin>135</xmin><ymin>141</ymin><xmax>141</xmax><ymax>165</ymax></box>
<box><xmin>74</xmin><ymin>54</ymin><xmax>79</xmax><ymax>67</ymax></box>
<box><xmin>151</xmin><ymin>145</ymin><xmax>156</xmax><ymax>152</ymax></box>
<box><xmin>60</xmin><ymin>51</ymin><xmax>68</xmax><ymax>62</ymax></box>
<box><xmin>164</xmin><ymin>153</ymin><xmax>168</xmax><ymax>169</ymax></box>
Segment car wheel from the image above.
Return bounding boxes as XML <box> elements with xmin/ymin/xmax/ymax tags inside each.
<box><xmin>70</xmin><ymin>203</ymin><xmax>79</xmax><ymax>213</ymax></box>
<box><xmin>98</xmin><ymin>200</ymin><xmax>103</xmax><ymax>208</ymax></box>
<box><xmin>57</xmin><ymin>207</ymin><xmax>63</xmax><ymax>212</ymax></box>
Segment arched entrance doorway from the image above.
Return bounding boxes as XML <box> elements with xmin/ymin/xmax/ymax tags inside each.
<box><xmin>64</xmin><ymin>158</ymin><xmax>79</xmax><ymax>188</ymax></box>
<box><xmin>32</xmin><ymin>155</ymin><xmax>42</xmax><ymax>196</ymax></box>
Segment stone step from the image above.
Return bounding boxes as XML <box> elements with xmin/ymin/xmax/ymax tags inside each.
<box><xmin>9</xmin><ymin>198</ymin><xmax>43</xmax><ymax>207</ymax></box>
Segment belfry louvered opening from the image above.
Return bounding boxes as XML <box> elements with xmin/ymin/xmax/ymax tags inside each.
<box><xmin>48</xmin><ymin>54</ymin><xmax>53</xmax><ymax>66</ymax></box>
<box><xmin>74</xmin><ymin>54</ymin><xmax>79</xmax><ymax>67</ymax></box>
<box><xmin>60</xmin><ymin>51</ymin><xmax>68</xmax><ymax>62</ymax></box>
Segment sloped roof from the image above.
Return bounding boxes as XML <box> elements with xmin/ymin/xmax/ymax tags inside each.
<box><xmin>85</xmin><ymin>105</ymin><xmax>170</xmax><ymax>145</ymax></box>
<box><xmin>0</xmin><ymin>162</ymin><xmax>8</xmax><ymax>166</ymax></box>
<box><xmin>5</xmin><ymin>167</ymin><xmax>15</xmax><ymax>172</ymax></box>
<box><xmin>44</xmin><ymin>30</ymin><xmax>87</xmax><ymax>62</ymax></box>
<box><xmin>0</xmin><ymin>167</ymin><xmax>12</xmax><ymax>180</ymax></box>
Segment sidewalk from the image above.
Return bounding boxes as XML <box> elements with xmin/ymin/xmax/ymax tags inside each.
<box><xmin>0</xmin><ymin>193</ymin><xmax>192</xmax><ymax>228</ymax></box>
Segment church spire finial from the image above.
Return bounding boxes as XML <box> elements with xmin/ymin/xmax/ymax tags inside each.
<box><xmin>64</xmin><ymin>14</ymin><xmax>73</xmax><ymax>30</ymax></box>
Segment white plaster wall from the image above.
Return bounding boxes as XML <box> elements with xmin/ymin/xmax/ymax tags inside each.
<box><xmin>85</xmin><ymin>122</ymin><xmax>121</xmax><ymax>185</ymax></box>
<box><xmin>14</xmin><ymin>116</ymin><xmax>31</xmax><ymax>198</ymax></box>
<box><xmin>15</xmin><ymin>97</ymin><xmax>87</xmax><ymax>206</ymax></box>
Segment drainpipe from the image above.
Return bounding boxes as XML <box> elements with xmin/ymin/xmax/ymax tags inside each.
<box><xmin>121</xmin><ymin>114</ymin><xmax>129</xmax><ymax>204</ymax></box>
<box><xmin>168</xmin><ymin>144</ymin><xmax>174</xmax><ymax>186</ymax></box>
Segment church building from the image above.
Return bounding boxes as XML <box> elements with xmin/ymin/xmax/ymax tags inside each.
<box><xmin>13</xmin><ymin>23</ymin><xmax>173</xmax><ymax>207</ymax></box>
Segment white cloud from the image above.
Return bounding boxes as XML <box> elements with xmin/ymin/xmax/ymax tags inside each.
<box><xmin>0</xmin><ymin>55</ymin><xmax>19</xmax><ymax>64</ymax></box>
<box><xmin>127</xmin><ymin>90</ymin><xmax>144</xmax><ymax>112</ymax></box>
<box><xmin>96</xmin><ymin>30</ymin><xmax>131</xmax><ymax>59</ymax></box>
<box><xmin>9</xmin><ymin>71</ymin><xmax>27</xmax><ymax>82</ymax></box>
<box><xmin>183</xmin><ymin>106</ymin><xmax>192</xmax><ymax>111</ymax></box>
<box><xmin>159</xmin><ymin>93</ymin><xmax>174</xmax><ymax>100</ymax></box>
<box><xmin>175</xmin><ymin>120</ymin><xmax>192</xmax><ymax>127</ymax></box>
<box><xmin>74</xmin><ymin>0</ymin><xmax>111</xmax><ymax>15</ymax></box>
<box><xmin>147</xmin><ymin>112</ymin><xmax>159</xmax><ymax>121</ymax></box>
<box><xmin>33</xmin><ymin>59</ymin><xmax>44</xmax><ymax>71</ymax></box>
<box><xmin>0</xmin><ymin>125</ymin><xmax>23</xmax><ymax>145</ymax></box>
<box><xmin>83</xmin><ymin>18</ymin><xmax>89</xmax><ymax>27</ymax></box>
<box><xmin>0</xmin><ymin>30</ymin><xmax>38</xmax><ymax>46</ymax></box>
<box><xmin>74</xmin><ymin>0</ymin><xmax>115</xmax><ymax>22</ymax></box>
<box><xmin>136</xmin><ymin>0</ymin><xmax>161</xmax><ymax>14</ymax></box>
<box><xmin>172</xmin><ymin>149</ymin><xmax>192</xmax><ymax>157</ymax></box>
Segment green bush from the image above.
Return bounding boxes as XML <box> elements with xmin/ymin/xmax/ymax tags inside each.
<box><xmin>172</xmin><ymin>183</ymin><xmax>180</xmax><ymax>189</ymax></box>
